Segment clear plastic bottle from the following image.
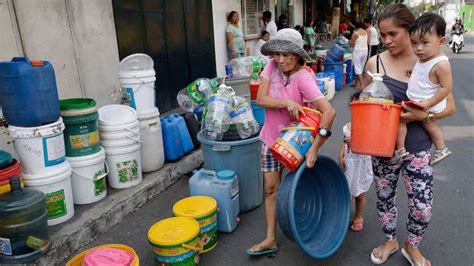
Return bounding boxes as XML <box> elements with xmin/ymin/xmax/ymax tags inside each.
<box><xmin>230</xmin><ymin>97</ymin><xmax>260</xmax><ymax>139</ymax></box>
<box><xmin>228</xmin><ymin>56</ymin><xmax>263</xmax><ymax>78</ymax></box>
<box><xmin>202</xmin><ymin>84</ymin><xmax>233</xmax><ymax>140</ymax></box>
<box><xmin>359</xmin><ymin>72</ymin><xmax>394</xmax><ymax>103</ymax></box>
<box><xmin>177</xmin><ymin>78</ymin><xmax>220</xmax><ymax>111</ymax></box>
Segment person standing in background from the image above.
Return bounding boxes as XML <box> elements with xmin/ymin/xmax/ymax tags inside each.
<box><xmin>226</xmin><ymin>11</ymin><xmax>245</xmax><ymax>60</ymax></box>
<box><xmin>254</xmin><ymin>31</ymin><xmax>270</xmax><ymax>58</ymax></box>
<box><xmin>277</xmin><ymin>14</ymin><xmax>289</xmax><ymax>30</ymax></box>
<box><xmin>350</xmin><ymin>18</ymin><xmax>368</xmax><ymax>89</ymax></box>
<box><xmin>262</xmin><ymin>10</ymin><xmax>278</xmax><ymax>38</ymax></box>
<box><xmin>364</xmin><ymin>17</ymin><xmax>380</xmax><ymax>58</ymax></box>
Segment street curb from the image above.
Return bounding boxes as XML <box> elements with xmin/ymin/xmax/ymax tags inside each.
<box><xmin>36</xmin><ymin>150</ymin><xmax>203</xmax><ymax>265</ymax></box>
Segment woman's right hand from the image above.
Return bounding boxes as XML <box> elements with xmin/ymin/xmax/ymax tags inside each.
<box><xmin>338</xmin><ymin>155</ymin><xmax>346</xmax><ymax>170</ymax></box>
<box><xmin>343</xmin><ymin>136</ymin><xmax>351</xmax><ymax>149</ymax></box>
<box><xmin>231</xmin><ymin>51</ymin><xmax>237</xmax><ymax>59</ymax></box>
<box><xmin>286</xmin><ymin>99</ymin><xmax>305</xmax><ymax>119</ymax></box>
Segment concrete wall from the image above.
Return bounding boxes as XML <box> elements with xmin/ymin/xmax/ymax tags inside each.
<box><xmin>294</xmin><ymin>0</ymin><xmax>304</xmax><ymax>27</ymax></box>
<box><xmin>0</xmin><ymin>0</ymin><xmax>120</xmax><ymax>157</ymax></box>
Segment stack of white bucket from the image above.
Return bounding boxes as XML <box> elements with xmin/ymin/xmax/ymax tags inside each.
<box><xmin>99</xmin><ymin>105</ymin><xmax>143</xmax><ymax>188</ymax></box>
<box><xmin>8</xmin><ymin>119</ymin><xmax>75</xmax><ymax>226</ymax></box>
<box><xmin>118</xmin><ymin>53</ymin><xmax>164</xmax><ymax>172</ymax></box>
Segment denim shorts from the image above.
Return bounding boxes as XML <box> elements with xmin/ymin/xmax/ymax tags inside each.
<box><xmin>260</xmin><ymin>143</ymin><xmax>283</xmax><ymax>172</ymax></box>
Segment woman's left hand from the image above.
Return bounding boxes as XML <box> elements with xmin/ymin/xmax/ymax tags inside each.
<box><xmin>400</xmin><ymin>102</ymin><xmax>428</xmax><ymax>123</ymax></box>
<box><xmin>306</xmin><ymin>146</ymin><xmax>319</xmax><ymax>168</ymax></box>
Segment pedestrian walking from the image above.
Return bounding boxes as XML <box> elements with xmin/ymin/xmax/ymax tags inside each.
<box><xmin>364</xmin><ymin>17</ymin><xmax>380</xmax><ymax>58</ymax></box>
<box><xmin>246</xmin><ymin>28</ymin><xmax>335</xmax><ymax>256</ymax></box>
<box><xmin>350</xmin><ymin>18</ymin><xmax>368</xmax><ymax>89</ymax></box>
<box><xmin>362</xmin><ymin>4</ymin><xmax>456</xmax><ymax>265</ymax></box>
<box><xmin>338</xmin><ymin>91</ymin><xmax>374</xmax><ymax>232</ymax></box>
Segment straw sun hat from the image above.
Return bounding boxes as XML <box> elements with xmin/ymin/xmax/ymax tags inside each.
<box><xmin>261</xmin><ymin>28</ymin><xmax>311</xmax><ymax>61</ymax></box>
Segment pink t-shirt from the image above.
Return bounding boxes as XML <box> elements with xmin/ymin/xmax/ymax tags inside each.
<box><xmin>259</xmin><ymin>59</ymin><xmax>324</xmax><ymax>146</ymax></box>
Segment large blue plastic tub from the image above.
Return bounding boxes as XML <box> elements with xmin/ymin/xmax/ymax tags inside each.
<box><xmin>0</xmin><ymin>57</ymin><xmax>60</xmax><ymax>127</ymax></box>
<box><xmin>251</xmin><ymin>101</ymin><xmax>265</xmax><ymax>125</ymax></box>
<box><xmin>197</xmin><ymin>131</ymin><xmax>263</xmax><ymax>212</ymax></box>
<box><xmin>324</xmin><ymin>62</ymin><xmax>343</xmax><ymax>91</ymax></box>
<box><xmin>276</xmin><ymin>156</ymin><xmax>350</xmax><ymax>259</ymax></box>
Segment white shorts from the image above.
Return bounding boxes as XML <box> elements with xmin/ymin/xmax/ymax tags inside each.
<box><xmin>353</xmin><ymin>49</ymin><xmax>368</xmax><ymax>75</ymax></box>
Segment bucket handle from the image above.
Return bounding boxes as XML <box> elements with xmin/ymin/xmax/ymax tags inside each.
<box><xmin>124</xmin><ymin>127</ymin><xmax>143</xmax><ymax>136</ymax></box>
<box><xmin>280</xmin><ymin>127</ymin><xmax>315</xmax><ymax>132</ymax></box>
<box><xmin>72</xmin><ymin>160</ymin><xmax>109</xmax><ymax>181</ymax></box>
<box><xmin>128</xmin><ymin>74</ymin><xmax>155</xmax><ymax>94</ymax></box>
<box><xmin>126</xmin><ymin>135</ymin><xmax>144</xmax><ymax>143</ymax></box>
<box><xmin>212</xmin><ymin>144</ymin><xmax>231</xmax><ymax>152</ymax></box>
<box><xmin>182</xmin><ymin>242</ymin><xmax>203</xmax><ymax>252</ymax></box>
<box><xmin>301</xmin><ymin>107</ymin><xmax>322</xmax><ymax>116</ymax></box>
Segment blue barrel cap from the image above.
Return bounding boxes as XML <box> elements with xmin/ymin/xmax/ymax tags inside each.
<box><xmin>0</xmin><ymin>150</ymin><xmax>13</xmax><ymax>169</ymax></box>
<box><xmin>217</xmin><ymin>170</ymin><xmax>235</xmax><ymax>180</ymax></box>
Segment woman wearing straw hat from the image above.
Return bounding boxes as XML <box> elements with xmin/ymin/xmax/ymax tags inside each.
<box><xmin>247</xmin><ymin>28</ymin><xmax>336</xmax><ymax>256</ymax></box>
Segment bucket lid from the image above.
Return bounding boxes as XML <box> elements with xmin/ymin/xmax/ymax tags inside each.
<box><xmin>22</xmin><ymin>161</ymin><xmax>71</xmax><ymax>183</ymax></box>
<box><xmin>67</xmin><ymin>147</ymin><xmax>105</xmax><ymax>166</ymax></box>
<box><xmin>119</xmin><ymin>53</ymin><xmax>154</xmax><ymax>72</ymax></box>
<box><xmin>83</xmin><ymin>247</ymin><xmax>134</xmax><ymax>266</ymax></box>
<box><xmin>8</xmin><ymin>118</ymin><xmax>65</xmax><ymax>138</ymax></box>
<box><xmin>173</xmin><ymin>196</ymin><xmax>217</xmax><ymax>219</ymax></box>
<box><xmin>60</xmin><ymin>98</ymin><xmax>96</xmax><ymax>111</ymax></box>
<box><xmin>148</xmin><ymin>217</ymin><xmax>200</xmax><ymax>247</ymax></box>
<box><xmin>0</xmin><ymin>177</ymin><xmax>45</xmax><ymax>211</ymax></box>
<box><xmin>0</xmin><ymin>150</ymin><xmax>13</xmax><ymax>169</ymax></box>
<box><xmin>98</xmin><ymin>105</ymin><xmax>137</xmax><ymax>126</ymax></box>
<box><xmin>217</xmin><ymin>170</ymin><xmax>235</xmax><ymax>180</ymax></box>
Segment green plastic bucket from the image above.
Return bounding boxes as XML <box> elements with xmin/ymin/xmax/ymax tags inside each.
<box><xmin>60</xmin><ymin>98</ymin><xmax>100</xmax><ymax>157</ymax></box>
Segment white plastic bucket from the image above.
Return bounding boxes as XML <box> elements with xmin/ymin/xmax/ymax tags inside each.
<box><xmin>68</xmin><ymin>147</ymin><xmax>107</xmax><ymax>205</ymax></box>
<box><xmin>137</xmin><ymin>108</ymin><xmax>164</xmax><ymax>172</ymax></box>
<box><xmin>8</xmin><ymin>118</ymin><xmax>66</xmax><ymax>175</ymax></box>
<box><xmin>22</xmin><ymin>161</ymin><xmax>74</xmax><ymax>226</ymax></box>
<box><xmin>326</xmin><ymin>78</ymin><xmax>336</xmax><ymax>101</ymax></box>
<box><xmin>98</xmin><ymin>105</ymin><xmax>137</xmax><ymax>127</ymax></box>
<box><xmin>119</xmin><ymin>73</ymin><xmax>156</xmax><ymax>115</ymax></box>
<box><xmin>99</xmin><ymin>120</ymin><xmax>139</xmax><ymax>132</ymax></box>
<box><xmin>104</xmin><ymin>143</ymin><xmax>142</xmax><ymax>189</ymax></box>
<box><xmin>101</xmin><ymin>136</ymin><xmax>143</xmax><ymax>148</ymax></box>
<box><xmin>99</xmin><ymin>126</ymin><xmax>141</xmax><ymax>140</ymax></box>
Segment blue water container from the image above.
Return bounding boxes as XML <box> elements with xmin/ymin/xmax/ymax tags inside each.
<box><xmin>326</xmin><ymin>44</ymin><xmax>344</xmax><ymax>62</ymax></box>
<box><xmin>197</xmin><ymin>131</ymin><xmax>262</xmax><ymax>212</ymax></box>
<box><xmin>170</xmin><ymin>113</ymin><xmax>194</xmax><ymax>153</ymax></box>
<box><xmin>325</xmin><ymin>62</ymin><xmax>343</xmax><ymax>91</ymax></box>
<box><xmin>251</xmin><ymin>101</ymin><xmax>265</xmax><ymax>125</ymax></box>
<box><xmin>0</xmin><ymin>57</ymin><xmax>60</xmax><ymax>127</ymax></box>
<box><xmin>161</xmin><ymin>117</ymin><xmax>184</xmax><ymax>161</ymax></box>
<box><xmin>276</xmin><ymin>156</ymin><xmax>350</xmax><ymax>259</ymax></box>
<box><xmin>189</xmin><ymin>169</ymin><xmax>240</xmax><ymax>233</ymax></box>
<box><xmin>344</xmin><ymin>59</ymin><xmax>354</xmax><ymax>84</ymax></box>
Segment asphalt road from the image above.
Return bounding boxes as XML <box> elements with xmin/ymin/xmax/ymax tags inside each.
<box><xmin>66</xmin><ymin>35</ymin><xmax>474</xmax><ymax>265</ymax></box>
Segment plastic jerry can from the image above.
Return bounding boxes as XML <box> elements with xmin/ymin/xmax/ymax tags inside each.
<box><xmin>181</xmin><ymin>112</ymin><xmax>200</xmax><ymax>149</ymax></box>
<box><xmin>0</xmin><ymin>57</ymin><xmax>60</xmax><ymax>127</ymax></box>
<box><xmin>189</xmin><ymin>169</ymin><xmax>239</xmax><ymax>233</ymax></box>
<box><xmin>169</xmin><ymin>113</ymin><xmax>194</xmax><ymax>154</ymax></box>
<box><xmin>160</xmin><ymin>117</ymin><xmax>184</xmax><ymax>161</ymax></box>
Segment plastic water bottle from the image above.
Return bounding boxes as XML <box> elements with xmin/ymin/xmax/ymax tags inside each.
<box><xmin>202</xmin><ymin>84</ymin><xmax>233</xmax><ymax>140</ymax></box>
<box><xmin>177</xmin><ymin>78</ymin><xmax>218</xmax><ymax>111</ymax></box>
<box><xmin>228</xmin><ymin>56</ymin><xmax>263</xmax><ymax>78</ymax></box>
<box><xmin>360</xmin><ymin>72</ymin><xmax>394</xmax><ymax>103</ymax></box>
<box><xmin>230</xmin><ymin>97</ymin><xmax>260</xmax><ymax>139</ymax></box>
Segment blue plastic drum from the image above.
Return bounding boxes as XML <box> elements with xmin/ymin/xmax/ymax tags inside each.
<box><xmin>276</xmin><ymin>156</ymin><xmax>350</xmax><ymax>259</ymax></box>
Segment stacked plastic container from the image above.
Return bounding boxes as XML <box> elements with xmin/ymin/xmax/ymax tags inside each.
<box><xmin>60</xmin><ymin>98</ymin><xmax>107</xmax><ymax>205</ymax></box>
<box><xmin>99</xmin><ymin>105</ymin><xmax>143</xmax><ymax>189</ymax></box>
<box><xmin>118</xmin><ymin>54</ymin><xmax>164</xmax><ymax>173</ymax></box>
<box><xmin>161</xmin><ymin>113</ymin><xmax>194</xmax><ymax>162</ymax></box>
<box><xmin>0</xmin><ymin>57</ymin><xmax>74</xmax><ymax>227</ymax></box>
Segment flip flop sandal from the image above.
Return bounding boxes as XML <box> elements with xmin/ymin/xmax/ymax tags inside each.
<box><xmin>370</xmin><ymin>243</ymin><xmax>399</xmax><ymax>264</ymax></box>
<box><xmin>401</xmin><ymin>248</ymin><xmax>429</xmax><ymax>266</ymax></box>
<box><xmin>246</xmin><ymin>247</ymin><xmax>279</xmax><ymax>256</ymax></box>
<box><xmin>350</xmin><ymin>218</ymin><xmax>364</xmax><ymax>232</ymax></box>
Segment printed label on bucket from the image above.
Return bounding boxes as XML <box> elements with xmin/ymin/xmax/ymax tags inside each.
<box><xmin>123</xmin><ymin>88</ymin><xmax>137</xmax><ymax>110</ymax></box>
<box><xmin>42</xmin><ymin>134</ymin><xmax>66</xmax><ymax>167</ymax></box>
<box><xmin>94</xmin><ymin>170</ymin><xmax>106</xmax><ymax>196</ymax></box>
<box><xmin>0</xmin><ymin>237</ymin><xmax>12</xmax><ymax>255</ymax></box>
<box><xmin>117</xmin><ymin>159</ymin><xmax>139</xmax><ymax>184</ymax></box>
<box><xmin>69</xmin><ymin>131</ymin><xmax>99</xmax><ymax>149</ymax></box>
<box><xmin>46</xmin><ymin>189</ymin><xmax>67</xmax><ymax>219</ymax></box>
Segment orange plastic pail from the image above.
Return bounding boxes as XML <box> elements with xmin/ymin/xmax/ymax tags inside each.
<box><xmin>270</xmin><ymin>108</ymin><xmax>321</xmax><ymax>171</ymax></box>
<box><xmin>350</xmin><ymin>101</ymin><xmax>401</xmax><ymax>157</ymax></box>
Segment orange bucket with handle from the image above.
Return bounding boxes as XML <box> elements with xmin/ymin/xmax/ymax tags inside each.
<box><xmin>270</xmin><ymin>107</ymin><xmax>322</xmax><ymax>171</ymax></box>
<box><xmin>350</xmin><ymin>101</ymin><xmax>401</xmax><ymax>157</ymax></box>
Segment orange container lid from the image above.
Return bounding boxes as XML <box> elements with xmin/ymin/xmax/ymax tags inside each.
<box><xmin>0</xmin><ymin>160</ymin><xmax>21</xmax><ymax>181</ymax></box>
<box><xmin>30</xmin><ymin>60</ymin><xmax>44</xmax><ymax>66</ymax></box>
